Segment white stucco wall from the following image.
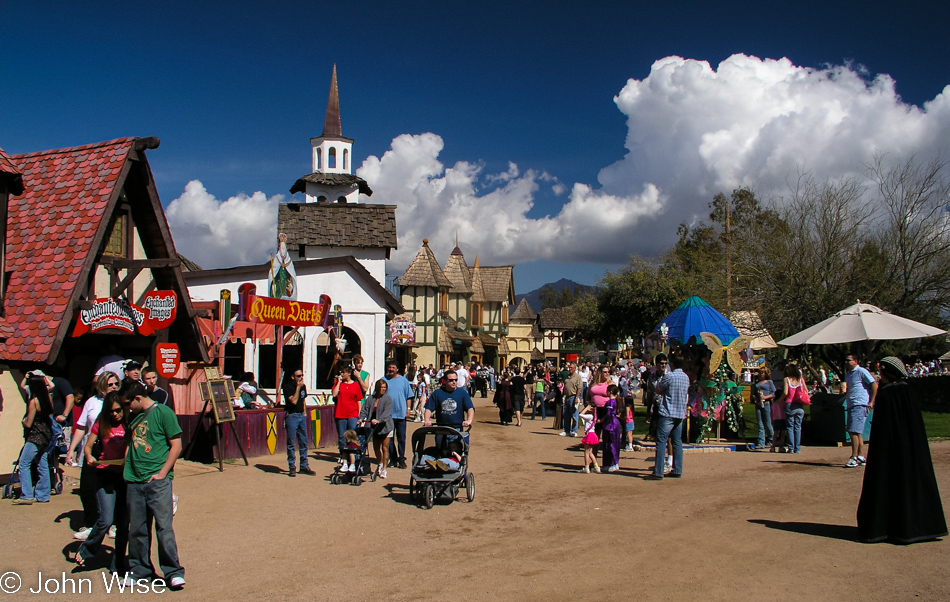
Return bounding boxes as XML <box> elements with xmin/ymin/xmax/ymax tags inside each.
<box><xmin>185</xmin><ymin>262</ymin><xmax>390</xmax><ymax>391</ymax></box>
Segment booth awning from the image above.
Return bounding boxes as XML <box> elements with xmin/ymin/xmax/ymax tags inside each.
<box><xmin>197</xmin><ymin>317</ymin><xmax>276</xmax><ymax>346</ymax></box>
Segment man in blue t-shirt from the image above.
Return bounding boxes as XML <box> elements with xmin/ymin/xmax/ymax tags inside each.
<box><xmin>424</xmin><ymin>371</ymin><xmax>475</xmax><ymax>429</ymax></box>
<box><xmin>844</xmin><ymin>354</ymin><xmax>878</xmax><ymax>468</ymax></box>
<box><xmin>385</xmin><ymin>363</ymin><xmax>415</xmax><ymax>469</ymax></box>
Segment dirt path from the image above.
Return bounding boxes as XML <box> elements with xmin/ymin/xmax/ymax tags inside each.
<box><xmin>3</xmin><ymin>397</ymin><xmax>949</xmax><ymax>601</ymax></box>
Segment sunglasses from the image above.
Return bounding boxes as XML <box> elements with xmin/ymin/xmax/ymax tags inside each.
<box><xmin>446</xmin><ymin>378</ymin><xmax>458</xmax><ymax>382</ymax></box>
<box><xmin>111</xmin><ymin>407</ymin><xmax>123</xmax><ymax>414</ymax></box>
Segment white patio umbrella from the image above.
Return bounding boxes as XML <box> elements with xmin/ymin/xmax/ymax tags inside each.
<box><xmin>778</xmin><ymin>301</ymin><xmax>947</xmax><ymax>346</ymax></box>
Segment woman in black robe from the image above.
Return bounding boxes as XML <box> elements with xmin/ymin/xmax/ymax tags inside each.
<box><xmin>493</xmin><ymin>372</ymin><xmax>513</xmax><ymax>425</ymax></box>
<box><xmin>856</xmin><ymin>356</ymin><xmax>948</xmax><ymax>544</ymax></box>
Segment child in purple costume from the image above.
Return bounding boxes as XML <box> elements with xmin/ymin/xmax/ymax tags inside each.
<box><xmin>601</xmin><ymin>385</ymin><xmax>623</xmax><ymax>472</ymax></box>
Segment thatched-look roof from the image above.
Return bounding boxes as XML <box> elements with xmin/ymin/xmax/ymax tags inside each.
<box><xmin>278</xmin><ymin>203</ymin><xmax>396</xmax><ymax>250</ymax></box>
<box><xmin>510</xmin><ymin>298</ymin><xmax>537</xmax><ymax>322</ymax></box>
<box><xmin>399</xmin><ymin>239</ymin><xmax>452</xmax><ymax>288</ymax></box>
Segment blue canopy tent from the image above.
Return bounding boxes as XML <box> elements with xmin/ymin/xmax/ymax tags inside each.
<box><xmin>652</xmin><ymin>296</ymin><xmax>739</xmax><ymax>346</ymax></box>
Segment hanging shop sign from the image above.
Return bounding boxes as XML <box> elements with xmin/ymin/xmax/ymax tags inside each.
<box><xmin>389</xmin><ymin>315</ymin><xmax>416</xmax><ymax>346</ymax></box>
<box><xmin>72</xmin><ymin>292</ymin><xmax>180</xmax><ymax>337</ymax></box>
<box><xmin>247</xmin><ymin>293</ymin><xmax>333</xmax><ymax>328</ymax></box>
<box><xmin>156</xmin><ymin>343</ymin><xmax>181</xmax><ymax>377</ymax></box>
<box><xmin>142</xmin><ymin>291</ymin><xmax>178</xmax><ymax>330</ymax></box>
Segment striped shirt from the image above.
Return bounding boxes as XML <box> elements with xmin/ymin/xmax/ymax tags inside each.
<box><xmin>655</xmin><ymin>369</ymin><xmax>690</xmax><ymax>419</ymax></box>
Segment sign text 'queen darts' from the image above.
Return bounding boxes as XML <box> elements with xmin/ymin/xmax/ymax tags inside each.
<box><xmin>246</xmin><ymin>294</ymin><xmax>332</xmax><ymax>328</ymax></box>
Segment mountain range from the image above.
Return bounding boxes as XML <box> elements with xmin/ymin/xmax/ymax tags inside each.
<box><xmin>515</xmin><ymin>278</ymin><xmax>595</xmax><ymax>313</ymax></box>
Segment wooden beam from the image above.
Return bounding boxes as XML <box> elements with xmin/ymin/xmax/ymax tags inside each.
<box><xmin>99</xmin><ymin>257</ymin><xmax>180</xmax><ymax>269</ymax></box>
<box><xmin>111</xmin><ymin>267</ymin><xmax>143</xmax><ymax>298</ymax></box>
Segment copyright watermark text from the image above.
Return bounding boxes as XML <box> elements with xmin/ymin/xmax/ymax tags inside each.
<box><xmin>0</xmin><ymin>571</ymin><xmax>168</xmax><ymax>594</ymax></box>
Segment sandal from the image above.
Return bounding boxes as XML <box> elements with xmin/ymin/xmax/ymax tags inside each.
<box><xmin>74</xmin><ymin>553</ymin><xmax>86</xmax><ymax>566</ymax></box>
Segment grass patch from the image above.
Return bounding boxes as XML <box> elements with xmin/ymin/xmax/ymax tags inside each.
<box><xmin>922</xmin><ymin>412</ymin><xmax>950</xmax><ymax>438</ymax></box>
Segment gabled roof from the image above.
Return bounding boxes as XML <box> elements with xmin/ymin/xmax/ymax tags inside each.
<box><xmin>0</xmin><ymin>146</ymin><xmax>24</xmax><ymax>195</ymax></box>
<box><xmin>510</xmin><ymin>298</ymin><xmax>537</xmax><ymax>321</ymax></box>
<box><xmin>278</xmin><ymin>203</ymin><xmax>397</xmax><ymax>250</ymax></box>
<box><xmin>444</xmin><ymin>249</ymin><xmax>473</xmax><ymax>293</ymax></box>
<box><xmin>182</xmin><ymin>255</ymin><xmax>404</xmax><ymax>317</ymax></box>
<box><xmin>539</xmin><ymin>307</ymin><xmax>574</xmax><ymax>330</ymax></box>
<box><xmin>471</xmin><ymin>265</ymin><xmax>513</xmax><ymax>303</ymax></box>
<box><xmin>399</xmin><ymin>239</ymin><xmax>452</xmax><ymax>288</ymax></box>
<box><xmin>289</xmin><ymin>172</ymin><xmax>373</xmax><ymax>197</ymax></box>
<box><xmin>2</xmin><ymin>137</ymin><xmax>207</xmax><ymax>364</ymax></box>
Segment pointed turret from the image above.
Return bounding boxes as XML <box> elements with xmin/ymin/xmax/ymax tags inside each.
<box><xmin>322</xmin><ymin>64</ymin><xmax>342</xmax><ymax>138</ymax></box>
<box><xmin>296</xmin><ymin>65</ymin><xmax>368</xmax><ymax>203</ymax></box>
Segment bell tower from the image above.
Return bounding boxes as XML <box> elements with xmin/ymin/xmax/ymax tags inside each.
<box><xmin>310</xmin><ymin>64</ymin><xmax>353</xmax><ymax>176</ymax></box>
<box><xmin>292</xmin><ymin>65</ymin><xmax>372</xmax><ymax>204</ymax></box>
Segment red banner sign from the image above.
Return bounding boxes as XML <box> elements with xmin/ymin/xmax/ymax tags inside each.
<box><xmin>566</xmin><ymin>353</ymin><xmax>578</xmax><ymax>362</ymax></box>
<box><xmin>73</xmin><ymin>298</ymin><xmax>153</xmax><ymax>336</ymax></box>
<box><xmin>247</xmin><ymin>294</ymin><xmax>332</xmax><ymax>328</ymax></box>
<box><xmin>156</xmin><ymin>343</ymin><xmax>180</xmax><ymax>377</ymax></box>
<box><xmin>72</xmin><ymin>292</ymin><xmax>179</xmax><ymax>337</ymax></box>
<box><xmin>142</xmin><ymin>291</ymin><xmax>178</xmax><ymax>330</ymax></box>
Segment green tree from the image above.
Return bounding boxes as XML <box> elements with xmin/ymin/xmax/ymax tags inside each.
<box><xmin>570</xmin><ymin>257</ymin><xmax>685</xmax><ymax>347</ymax></box>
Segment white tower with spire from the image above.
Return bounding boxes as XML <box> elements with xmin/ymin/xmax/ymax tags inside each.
<box><xmin>291</xmin><ymin>65</ymin><xmax>373</xmax><ymax>204</ymax></box>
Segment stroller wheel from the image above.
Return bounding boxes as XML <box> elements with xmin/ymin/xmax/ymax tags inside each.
<box><xmin>465</xmin><ymin>473</ymin><xmax>475</xmax><ymax>502</ymax></box>
<box><xmin>330</xmin><ymin>474</ymin><xmax>339</xmax><ymax>485</ymax></box>
<box><xmin>352</xmin><ymin>477</ymin><xmax>362</xmax><ymax>486</ymax></box>
<box><xmin>423</xmin><ymin>483</ymin><xmax>435</xmax><ymax>510</ymax></box>
<box><xmin>409</xmin><ymin>477</ymin><xmax>416</xmax><ymax>500</ymax></box>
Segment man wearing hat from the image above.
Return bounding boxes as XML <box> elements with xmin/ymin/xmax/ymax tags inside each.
<box><xmin>122</xmin><ymin>360</ymin><xmax>144</xmax><ymax>390</ymax></box>
<box><xmin>843</xmin><ymin>354</ymin><xmax>878</xmax><ymax>468</ymax></box>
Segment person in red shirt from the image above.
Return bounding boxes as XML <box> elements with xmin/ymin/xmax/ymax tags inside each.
<box><xmin>332</xmin><ymin>365</ymin><xmax>364</xmax><ymax>461</ymax></box>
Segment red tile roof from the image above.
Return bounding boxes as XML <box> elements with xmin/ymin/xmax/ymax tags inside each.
<box><xmin>2</xmin><ymin>138</ymin><xmax>135</xmax><ymax>363</ymax></box>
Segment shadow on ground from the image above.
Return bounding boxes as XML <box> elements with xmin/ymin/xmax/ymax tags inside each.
<box><xmin>748</xmin><ymin>519</ymin><xmax>857</xmax><ymax>541</ymax></box>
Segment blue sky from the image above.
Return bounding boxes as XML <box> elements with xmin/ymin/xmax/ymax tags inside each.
<box><xmin>3</xmin><ymin>1</ymin><xmax>950</xmax><ymax>292</ymax></box>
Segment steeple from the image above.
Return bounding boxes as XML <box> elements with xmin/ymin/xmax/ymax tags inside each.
<box><xmin>308</xmin><ymin>65</ymin><xmax>355</xmax><ymax>181</ymax></box>
<box><xmin>321</xmin><ymin>64</ymin><xmax>342</xmax><ymax>138</ymax></box>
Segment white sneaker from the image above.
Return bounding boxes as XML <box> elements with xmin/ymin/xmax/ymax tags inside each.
<box><xmin>108</xmin><ymin>525</ymin><xmax>116</xmax><ymax>539</ymax></box>
<box><xmin>346</xmin><ymin>463</ymin><xmax>357</xmax><ymax>473</ymax></box>
<box><xmin>378</xmin><ymin>468</ymin><xmax>387</xmax><ymax>479</ymax></box>
<box><xmin>559</xmin><ymin>432</ymin><xmax>567</xmax><ymax>437</ymax></box>
<box><xmin>607</xmin><ymin>465</ymin><xmax>619</xmax><ymax>472</ymax></box>
<box><xmin>172</xmin><ymin>494</ymin><xmax>179</xmax><ymax>516</ymax></box>
<box><xmin>593</xmin><ymin>466</ymin><xmax>601</xmax><ymax>473</ymax></box>
<box><xmin>168</xmin><ymin>576</ymin><xmax>185</xmax><ymax>588</ymax></box>
<box><xmin>580</xmin><ymin>467</ymin><xmax>590</xmax><ymax>473</ymax></box>
<box><xmin>73</xmin><ymin>527</ymin><xmax>92</xmax><ymax>541</ymax></box>
<box><xmin>623</xmin><ymin>445</ymin><xmax>634</xmax><ymax>452</ymax></box>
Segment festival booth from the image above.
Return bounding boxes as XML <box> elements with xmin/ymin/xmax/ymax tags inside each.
<box><xmin>177</xmin><ymin>276</ymin><xmax>344</xmax><ymax>466</ymax></box>
<box><xmin>649</xmin><ymin>297</ymin><xmax>752</xmax><ymax>444</ymax></box>
<box><xmin>778</xmin><ymin>301</ymin><xmax>947</xmax><ymax>445</ymax></box>
<box><xmin>181</xmin><ymin>238</ymin><xmax>403</xmax><ymax>464</ymax></box>
<box><xmin>0</xmin><ymin>137</ymin><xmax>211</xmax><ymax>473</ymax></box>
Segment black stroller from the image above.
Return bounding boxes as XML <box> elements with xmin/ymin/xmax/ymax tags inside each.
<box><xmin>409</xmin><ymin>425</ymin><xmax>475</xmax><ymax>509</ymax></box>
<box><xmin>329</xmin><ymin>424</ymin><xmax>377</xmax><ymax>486</ymax></box>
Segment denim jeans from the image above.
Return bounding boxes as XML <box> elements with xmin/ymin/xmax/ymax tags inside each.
<box><xmin>532</xmin><ymin>392</ymin><xmax>546</xmax><ymax>420</ymax></box>
<box><xmin>756</xmin><ymin>403</ymin><xmax>774</xmax><ymax>448</ymax></box>
<box><xmin>18</xmin><ymin>442</ymin><xmax>51</xmax><ymax>502</ymax></box>
<box><xmin>562</xmin><ymin>395</ymin><xmax>578</xmax><ymax>434</ymax></box>
<box><xmin>78</xmin><ymin>472</ymin><xmax>128</xmax><ymax>573</ymax></box>
<box><xmin>787</xmin><ymin>405</ymin><xmax>805</xmax><ymax>453</ymax></box>
<box><xmin>126</xmin><ymin>478</ymin><xmax>182</xmax><ymax>581</ymax></box>
<box><xmin>388</xmin><ymin>418</ymin><xmax>407</xmax><ymax>464</ymax></box>
<box><xmin>335</xmin><ymin>417</ymin><xmax>358</xmax><ymax>453</ymax></box>
<box><xmin>654</xmin><ymin>416</ymin><xmax>683</xmax><ymax>477</ymax></box>
<box><xmin>285</xmin><ymin>413</ymin><xmax>310</xmax><ymax>470</ymax></box>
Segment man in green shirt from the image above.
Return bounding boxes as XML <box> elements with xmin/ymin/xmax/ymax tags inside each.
<box><xmin>122</xmin><ymin>381</ymin><xmax>185</xmax><ymax>589</ymax></box>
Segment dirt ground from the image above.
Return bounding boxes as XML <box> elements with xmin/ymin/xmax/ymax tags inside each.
<box><xmin>3</xmin><ymin>396</ymin><xmax>950</xmax><ymax>601</ymax></box>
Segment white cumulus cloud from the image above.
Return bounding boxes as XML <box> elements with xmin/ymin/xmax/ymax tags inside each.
<box><xmin>168</xmin><ymin>53</ymin><xmax>950</xmax><ymax>273</ymax></box>
<box><xmin>165</xmin><ymin>180</ymin><xmax>281</xmax><ymax>269</ymax></box>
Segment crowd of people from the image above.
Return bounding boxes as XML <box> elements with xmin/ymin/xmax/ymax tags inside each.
<box><xmin>11</xmin><ymin>345</ymin><xmax>947</xmax><ymax>587</ymax></box>
<box><xmin>12</xmin><ymin>359</ymin><xmax>185</xmax><ymax>589</ymax></box>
